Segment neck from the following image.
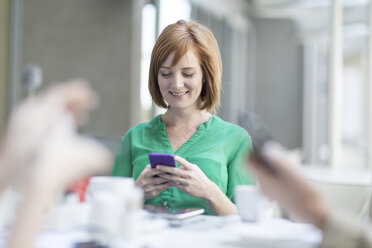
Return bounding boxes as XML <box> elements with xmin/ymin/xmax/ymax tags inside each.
<box><xmin>162</xmin><ymin>107</ymin><xmax>211</xmax><ymax>128</ymax></box>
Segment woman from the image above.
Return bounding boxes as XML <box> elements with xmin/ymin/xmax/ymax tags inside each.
<box><xmin>111</xmin><ymin>20</ymin><xmax>253</xmax><ymax>215</ymax></box>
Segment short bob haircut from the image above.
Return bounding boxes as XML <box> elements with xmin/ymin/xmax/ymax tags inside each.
<box><xmin>148</xmin><ymin>20</ymin><xmax>222</xmax><ymax>112</ymax></box>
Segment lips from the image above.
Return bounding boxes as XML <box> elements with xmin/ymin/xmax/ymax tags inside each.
<box><xmin>169</xmin><ymin>91</ymin><xmax>189</xmax><ymax>96</ymax></box>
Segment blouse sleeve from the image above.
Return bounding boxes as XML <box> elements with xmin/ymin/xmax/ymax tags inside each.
<box><xmin>226</xmin><ymin>135</ymin><xmax>255</xmax><ymax>202</ymax></box>
<box><xmin>111</xmin><ymin>134</ymin><xmax>132</xmax><ymax>177</ymax></box>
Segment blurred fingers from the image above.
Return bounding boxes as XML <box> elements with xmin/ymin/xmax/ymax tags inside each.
<box><xmin>145</xmin><ymin>166</ymin><xmax>171</xmax><ymax>177</ymax></box>
<box><xmin>149</xmin><ymin>176</ymin><xmax>169</xmax><ymax>185</ymax></box>
<box><xmin>36</xmin><ymin>134</ymin><xmax>113</xmax><ymax>187</ymax></box>
<box><xmin>168</xmin><ymin>181</ymin><xmax>188</xmax><ymax>192</ymax></box>
<box><xmin>261</xmin><ymin>142</ymin><xmax>303</xmax><ymax>180</ymax></box>
<box><xmin>155</xmin><ymin>165</ymin><xmax>179</xmax><ymax>174</ymax></box>
<box><xmin>158</xmin><ymin>173</ymin><xmax>189</xmax><ymax>184</ymax></box>
<box><xmin>144</xmin><ymin>183</ymin><xmax>171</xmax><ymax>198</ymax></box>
<box><xmin>48</xmin><ymin>79</ymin><xmax>98</xmax><ymax>125</ymax></box>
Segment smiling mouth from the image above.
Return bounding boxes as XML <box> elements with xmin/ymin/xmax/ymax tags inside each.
<box><xmin>169</xmin><ymin>91</ymin><xmax>189</xmax><ymax>96</ymax></box>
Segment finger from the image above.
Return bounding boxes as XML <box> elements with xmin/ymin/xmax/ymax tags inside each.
<box><xmin>5</xmin><ymin>80</ymin><xmax>97</xmax><ymax>162</ymax></box>
<box><xmin>174</xmin><ymin>156</ymin><xmax>194</xmax><ymax>170</ymax></box>
<box><xmin>155</xmin><ymin>182</ymin><xmax>172</xmax><ymax>191</ymax></box>
<box><xmin>144</xmin><ymin>184</ymin><xmax>171</xmax><ymax>200</ymax></box>
<box><xmin>143</xmin><ymin>166</ymin><xmax>169</xmax><ymax>177</ymax></box>
<box><xmin>148</xmin><ymin>176</ymin><xmax>169</xmax><ymax>185</ymax></box>
<box><xmin>156</xmin><ymin>165</ymin><xmax>179</xmax><ymax>174</ymax></box>
<box><xmin>62</xmin><ymin>79</ymin><xmax>98</xmax><ymax>114</ymax></box>
<box><xmin>51</xmin><ymin>80</ymin><xmax>97</xmax><ymax>113</ymax></box>
<box><xmin>138</xmin><ymin>172</ymin><xmax>169</xmax><ymax>188</ymax></box>
<box><xmin>158</xmin><ymin>173</ymin><xmax>189</xmax><ymax>184</ymax></box>
<box><xmin>145</xmin><ymin>182</ymin><xmax>172</xmax><ymax>193</ymax></box>
<box><xmin>36</xmin><ymin>135</ymin><xmax>113</xmax><ymax>187</ymax></box>
<box><xmin>41</xmin><ymin>80</ymin><xmax>98</xmax><ymax>126</ymax></box>
<box><xmin>156</xmin><ymin>165</ymin><xmax>190</xmax><ymax>179</ymax></box>
<box><xmin>168</xmin><ymin>181</ymin><xmax>187</xmax><ymax>192</ymax></box>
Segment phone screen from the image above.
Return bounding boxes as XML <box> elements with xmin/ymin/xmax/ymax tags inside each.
<box><xmin>149</xmin><ymin>153</ymin><xmax>176</xmax><ymax>168</ymax></box>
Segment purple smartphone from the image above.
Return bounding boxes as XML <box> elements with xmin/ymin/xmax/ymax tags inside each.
<box><xmin>149</xmin><ymin>153</ymin><xmax>176</xmax><ymax>168</ymax></box>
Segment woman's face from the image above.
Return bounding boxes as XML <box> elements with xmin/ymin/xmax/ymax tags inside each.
<box><xmin>158</xmin><ymin>49</ymin><xmax>204</xmax><ymax>111</ymax></box>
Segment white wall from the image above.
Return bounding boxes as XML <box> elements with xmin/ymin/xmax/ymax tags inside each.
<box><xmin>20</xmin><ymin>0</ymin><xmax>142</xmax><ymax>142</ymax></box>
<box><xmin>253</xmin><ymin>18</ymin><xmax>304</xmax><ymax>149</ymax></box>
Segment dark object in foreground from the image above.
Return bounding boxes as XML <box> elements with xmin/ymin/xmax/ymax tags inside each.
<box><xmin>238</xmin><ymin>112</ymin><xmax>281</xmax><ymax>176</ymax></box>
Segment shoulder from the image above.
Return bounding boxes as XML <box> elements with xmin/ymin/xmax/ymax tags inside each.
<box><xmin>122</xmin><ymin>115</ymin><xmax>162</xmax><ymax>140</ymax></box>
<box><xmin>211</xmin><ymin>115</ymin><xmax>250</xmax><ymax>139</ymax></box>
<box><xmin>209</xmin><ymin>116</ymin><xmax>252</xmax><ymax>159</ymax></box>
<box><xmin>209</xmin><ymin>115</ymin><xmax>252</xmax><ymax>151</ymax></box>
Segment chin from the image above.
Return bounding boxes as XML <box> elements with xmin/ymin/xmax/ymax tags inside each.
<box><xmin>167</xmin><ymin>101</ymin><xmax>192</xmax><ymax>109</ymax></box>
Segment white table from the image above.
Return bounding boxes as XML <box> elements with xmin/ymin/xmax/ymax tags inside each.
<box><xmin>33</xmin><ymin>215</ymin><xmax>322</xmax><ymax>248</ymax></box>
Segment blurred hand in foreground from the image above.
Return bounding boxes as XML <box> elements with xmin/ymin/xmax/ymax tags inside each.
<box><xmin>247</xmin><ymin>142</ymin><xmax>329</xmax><ymax>229</ymax></box>
<box><xmin>0</xmin><ymin>79</ymin><xmax>113</xmax><ymax>248</ymax></box>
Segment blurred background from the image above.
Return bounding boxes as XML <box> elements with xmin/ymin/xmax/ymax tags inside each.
<box><xmin>0</xmin><ymin>0</ymin><xmax>371</xmax><ymax>218</ymax></box>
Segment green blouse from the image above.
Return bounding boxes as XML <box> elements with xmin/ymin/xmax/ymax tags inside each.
<box><xmin>111</xmin><ymin>114</ymin><xmax>254</xmax><ymax>215</ymax></box>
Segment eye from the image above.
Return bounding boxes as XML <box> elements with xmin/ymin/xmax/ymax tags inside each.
<box><xmin>160</xmin><ymin>72</ymin><xmax>172</xmax><ymax>78</ymax></box>
<box><xmin>183</xmin><ymin>73</ymin><xmax>194</xmax><ymax>78</ymax></box>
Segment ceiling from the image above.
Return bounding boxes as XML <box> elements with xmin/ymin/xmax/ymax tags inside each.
<box><xmin>245</xmin><ymin>0</ymin><xmax>370</xmax><ymax>41</ymax></box>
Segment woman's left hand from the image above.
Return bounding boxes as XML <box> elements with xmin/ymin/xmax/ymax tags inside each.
<box><xmin>157</xmin><ymin>155</ymin><xmax>237</xmax><ymax>215</ymax></box>
<box><xmin>156</xmin><ymin>155</ymin><xmax>216</xmax><ymax>199</ymax></box>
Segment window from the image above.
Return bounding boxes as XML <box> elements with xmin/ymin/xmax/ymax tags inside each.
<box><xmin>302</xmin><ymin>5</ymin><xmax>370</xmax><ymax>170</ymax></box>
<box><xmin>140</xmin><ymin>0</ymin><xmax>191</xmax><ymax>120</ymax></box>
<box><xmin>140</xmin><ymin>3</ymin><xmax>156</xmax><ymax>117</ymax></box>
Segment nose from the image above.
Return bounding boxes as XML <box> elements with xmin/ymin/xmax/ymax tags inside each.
<box><xmin>172</xmin><ymin>73</ymin><xmax>184</xmax><ymax>89</ymax></box>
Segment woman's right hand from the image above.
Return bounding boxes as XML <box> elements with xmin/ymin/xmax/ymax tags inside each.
<box><xmin>135</xmin><ymin>164</ymin><xmax>172</xmax><ymax>199</ymax></box>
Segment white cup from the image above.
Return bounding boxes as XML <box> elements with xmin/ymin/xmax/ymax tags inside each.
<box><xmin>87</xmin><ymin>176</ymin><xmax>144</xmax><ymax>243</ymax></box>
<box><xmin>120</xmin><ymin>186</ymin><xmax>144</xmax><ymax>241</ymax></box>
<box><xmin>86</xmin><ymin>176</ymin><xmax>135</xmax><ymax>200</ymax></box>
<box><xmin>235</xmin><ymin>185</ymin><xmax>264</xmax><ymax>222</ymax></box>
<box><xmin>90</xmin><ymin>192</ymin><xmax>122</xmax><ymax>243</ymax></box>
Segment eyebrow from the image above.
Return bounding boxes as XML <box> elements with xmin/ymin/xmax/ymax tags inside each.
<box><xmin>159</xmin><ymin>66</ymin><xmax>196</xmax><ymax>70</ymax></box>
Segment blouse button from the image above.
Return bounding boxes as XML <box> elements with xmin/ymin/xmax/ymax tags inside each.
<box><xmin>163</xmin><ymin>200</ymin><xmax>168</xmax><ymax>206</ymax></box>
